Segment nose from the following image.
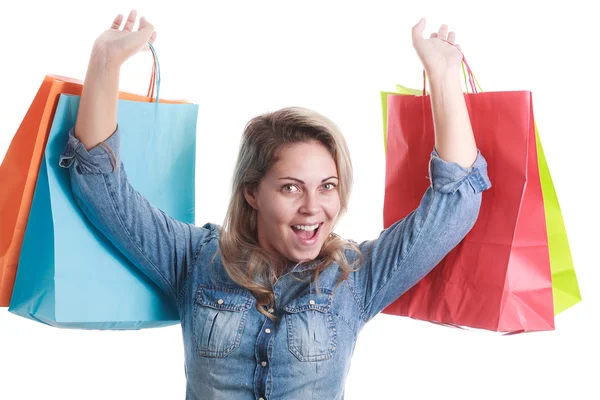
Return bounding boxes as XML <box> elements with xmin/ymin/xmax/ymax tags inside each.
<box><xmin>298</xmin><ymin>192</ymin><xmax>320</xmax><ymax>216</ymax></box>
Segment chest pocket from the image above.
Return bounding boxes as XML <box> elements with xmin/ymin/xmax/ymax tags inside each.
<box><xmin>284</xmin><ymin>289</ymin><xmax>337</xmax><ymax>362</ymax></box>
<box><xmin>193</xmin><ymin>287</ymin><xmax>254</xmax><ymax>358</ymax></box>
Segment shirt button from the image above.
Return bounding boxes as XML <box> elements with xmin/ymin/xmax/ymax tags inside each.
<box><xmin>265</xmin><ymin>328</ymin><xmax>271</xmax><ymax>334</ymax></box>
<box><xmin>261</xmin><ymin>361</ymin><xmax>267</xmax><ymax>367</ymax></box>
<box><xmin>268</xmin><ymin>308</ymin><xmax>275</xmax><ymax>313</ymax></box>
<box><xmin>217</xmin><ymin>299</ymin><xmax>224</xmax><ymax>305</ymax></box>
<box><xmin>259</xmin><ymin>398</ymin><xmax>265</xmax><ymax>400</ymax></box>
<box><xmin>309</xmin><ymin>300</ymin><xmax>315</xmax><ymax>305</ymax></box>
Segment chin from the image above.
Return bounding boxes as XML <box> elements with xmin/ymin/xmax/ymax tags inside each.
<box><xmin>286</xmin><ymin>246</ymin><xmax>322</xmax><ymax>264</ymax></box>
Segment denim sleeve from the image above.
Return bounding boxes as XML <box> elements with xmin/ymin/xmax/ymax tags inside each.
<box><xmin>349</xmin><ymin>148</ymin><xmax>492</xmax><ymax>323</ymax></box>
<box><xmin>59</xmin><ymin>127</ymin><xmax>215</xmax><ymax>307</ymax></box>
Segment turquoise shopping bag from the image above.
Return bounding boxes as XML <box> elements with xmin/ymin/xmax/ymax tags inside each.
<box><xmin>8</xmin><ymin>90</ymin><xmax>198</xmax><ymax>329</ymax></box>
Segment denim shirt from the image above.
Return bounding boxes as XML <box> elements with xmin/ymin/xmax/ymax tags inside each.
<box><xmin>59</xmin><ymin>127</ymin><xmax>491</xmax><ymax>400</ymax></box>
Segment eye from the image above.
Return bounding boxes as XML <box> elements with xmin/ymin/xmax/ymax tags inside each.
<box><xmin>282</xmin><ymin>184</ymin><xmax>300</xmax><ymax>193</ymax></box>
<box><xmin>322</xmin><ymin>182</ymin><xmax>337</xmax><ymax>191</ymax></box>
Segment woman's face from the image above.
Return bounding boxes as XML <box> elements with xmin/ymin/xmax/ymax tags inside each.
<box><xmin>244</xmin><ymin>140</ymin><xmax>341</xmax><ymax>264</ymax></box>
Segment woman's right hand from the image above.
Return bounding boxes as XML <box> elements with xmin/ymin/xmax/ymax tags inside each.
<box><xmin>92</xmin><ymin>10</ymin><xmax>157</xmax><ymax>68</ymax></box>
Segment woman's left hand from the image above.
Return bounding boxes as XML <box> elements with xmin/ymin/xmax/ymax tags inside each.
<box><xmin>411</xmin><ymin>18</ymin><xmax>463</xmax><ymax>82</ymax></box>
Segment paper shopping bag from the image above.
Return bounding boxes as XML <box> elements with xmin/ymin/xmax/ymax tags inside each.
<box><xmin>7</xmin><ymin>46</ymin><xmax>198</xmax><ymax>329</ymax></box>
<box><xmin>8</xmin><ymin>92</ymin><xmax>198</xmax><ymax>329</ymax></box>
<box><xmin>0</xmin><ymin>68</ymin><xmax>181</xmax><ymax>307</ymax></box>
<box><xmin>383</xmin><ymin>79</ymin><xmax>581</xmax><ymax>321</ymax></box>
<box><xmin>532</xmin><ymin>123</ymin><xmax>581</xmax><ymax>314</ymax></box>
<box><xmin>380</xmin><ymin>61</ymin><xmax>561</xmax><ymax>332</ymax></box>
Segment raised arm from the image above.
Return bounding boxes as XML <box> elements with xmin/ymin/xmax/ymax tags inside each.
<box><xmin>349</xmin><ymin>19</ymin><xmax>492</xmax><ymax>322</ymax></box>
<box><xmin>60</xmin><ymin>11</ymin><xmax>214</xmax><ymax>308</ymax></box>
<box><xmin>412</xmin><ymin>18</ymin><xmax>478</xmax><ymax>168</ymax></box>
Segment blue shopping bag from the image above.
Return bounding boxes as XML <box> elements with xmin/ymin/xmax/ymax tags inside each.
<box><xmin>8</xmin><ymin>89</ymin><xmax>198</xmax><ymax>329</ymax></box>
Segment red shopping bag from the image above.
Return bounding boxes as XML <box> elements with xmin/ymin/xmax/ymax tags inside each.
<box><xmin>381</xmin><ymin>62</ymin><xmax>554</xmax><ymax>333</ymax></box>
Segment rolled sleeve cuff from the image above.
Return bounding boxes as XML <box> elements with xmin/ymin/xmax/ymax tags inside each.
<box><xmin>59</xmin><ymin>126</ymin><xmax>121</xmax><ymax>174</ymax></box>
<box><xmin>429</xmin><ymin>148</ymin><xmax>492</xmax><ymax>194</ymax></box>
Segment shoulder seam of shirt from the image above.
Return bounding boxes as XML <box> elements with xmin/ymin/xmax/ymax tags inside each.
<box><xmin>177</xmin><ymin>224</ymin><xmax>219</xmax><ymax>306</ymax></box>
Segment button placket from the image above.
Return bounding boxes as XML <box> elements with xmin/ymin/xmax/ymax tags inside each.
<box><xmin>254</xmin><ymin>315</ymin><xmax>274</xmax><ymax>400</ymax></box>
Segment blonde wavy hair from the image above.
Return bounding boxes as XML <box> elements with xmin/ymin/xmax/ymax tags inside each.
<box><xmin>218</xmin><ymin>107</ymin><xmax>363</xmax><ymax>320</ymax></box>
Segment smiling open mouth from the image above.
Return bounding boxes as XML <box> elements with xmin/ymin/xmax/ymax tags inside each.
<box><xmin>291</xmin><ymin>223</ymin><xmax>322</xmax><ymax>245</ymax></box>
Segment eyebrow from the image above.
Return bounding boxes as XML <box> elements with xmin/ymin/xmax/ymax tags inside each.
<box><xmin>278</xmin><ymin>176</ymin><xmax>339</xmax><ymax>184</ymax></box>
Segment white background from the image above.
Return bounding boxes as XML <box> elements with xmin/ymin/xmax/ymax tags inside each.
<box><xmin>1</xmin><ymin>1</ymin><xmax>598</xmax><ymax>399</ymax></box>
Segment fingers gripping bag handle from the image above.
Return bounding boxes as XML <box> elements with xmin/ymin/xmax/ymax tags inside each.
<box><xmin>420</xmin><ymin>40</ymin><xmax>483</xmax><ymax>95</ymax></box>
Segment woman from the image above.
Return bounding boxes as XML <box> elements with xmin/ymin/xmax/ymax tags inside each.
<box><xmin>60</xmin><ymin>10</ymin><xmax>491</xmax><ymax>400</ymax></box>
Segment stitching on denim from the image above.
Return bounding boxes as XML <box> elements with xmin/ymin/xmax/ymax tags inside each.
<box><xmin>468</xmin><ymin>168</ymin><xmax>489</xmax><ymax>193</ymax></box>
<box><xmin>332</xmin><ymin>311</ymin><xmax>358</xmax><ymax>342</ymax></box>
<box><xmin>467</xmin><ymin>173</ymin><xmax>478</xmax><ymax>192</ymax></box>
<box><xmin>345</xmin><ymin>278</ymin><xmax>367</xmax><ymax>322</ymax></box>
<box><xmin>193</xmin><ymin>297</ymin><xmax>247</xmax><ymax>358</ymax></box>
<box><xmin>177</xmin><ymin>226</ymin><xmax>217</xmax><ymax>304</ymax></box>
<box><xmin>285</xmin><ymin>314</ymin><xmax>302</xmax><ymax>361</ymax></box>
<box><xmin>197</xmin><ymin>286</ymin><xmax>254</xmax><ymax>311</ymax></box>
<box><xmin>265</xmin><ymin>337</ymin><xmax>274</xmax><ymax>398</ymax></box>
<box><xmin>432</xmin><ymin>156</ymin><xmax>487</xmax><ymax>194</ymax></box>
<box><xmin>284</xmin><ymin>289</ymin><xmax>333</xmax><ymax>313</ymax></box>
<box><xmin>362</xmin><ymin>189</ymin><xmax>438</xmax><ymax>322</ymax></box>
<box><xmin>98</xmin><ymin>142</ymin><xmax>118</xmax><ymax>172</ymax></box>
<box><xmin>449</xmin><ymin>176</ymin><xmax>468</xmax><ymax>194</ymax></box>
<box><xmin>286</xmin><ymin>305</ymin><xmax>336</xmax><ymax>362</ymax></box>
<box><xmin>102</xmin><ymin>172</ymin><xmax>178</xmax><ymax>304</ymax></box>
<box><xmin>192</xmin><ymin>287</ymin><xmax>204</xmax><ymax>357</ymax></box>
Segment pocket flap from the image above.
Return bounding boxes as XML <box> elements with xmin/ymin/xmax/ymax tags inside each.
<box><xmin>284</xmin><ymin>289</ymin><xmax>332</xmax><ymax>313</ymax></box>
<box><xmin>196</xmin><ymin>287</ymin><xmax>254</xmax><ymax>312</ymax></box>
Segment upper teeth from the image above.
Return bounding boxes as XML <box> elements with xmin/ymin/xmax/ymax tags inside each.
<box><xmin>293</xmin><ymin>224</ymin><xmax>319</xmax><ymax>231</ymax></box>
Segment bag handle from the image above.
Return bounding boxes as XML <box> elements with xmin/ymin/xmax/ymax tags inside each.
<box><xmin>147</xmin><ymin>59</ymin><xmax>156</xmax><ymax>99</ymax></box>
<box><xmin>421</xmin><ymin>40</ymin><xmax>482</xmax><ymax>95</ymax></box>
<box><xmin>145</xmin><ymin>42</ymin><xmax>161</xmax><ymax>103</ymax></box>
